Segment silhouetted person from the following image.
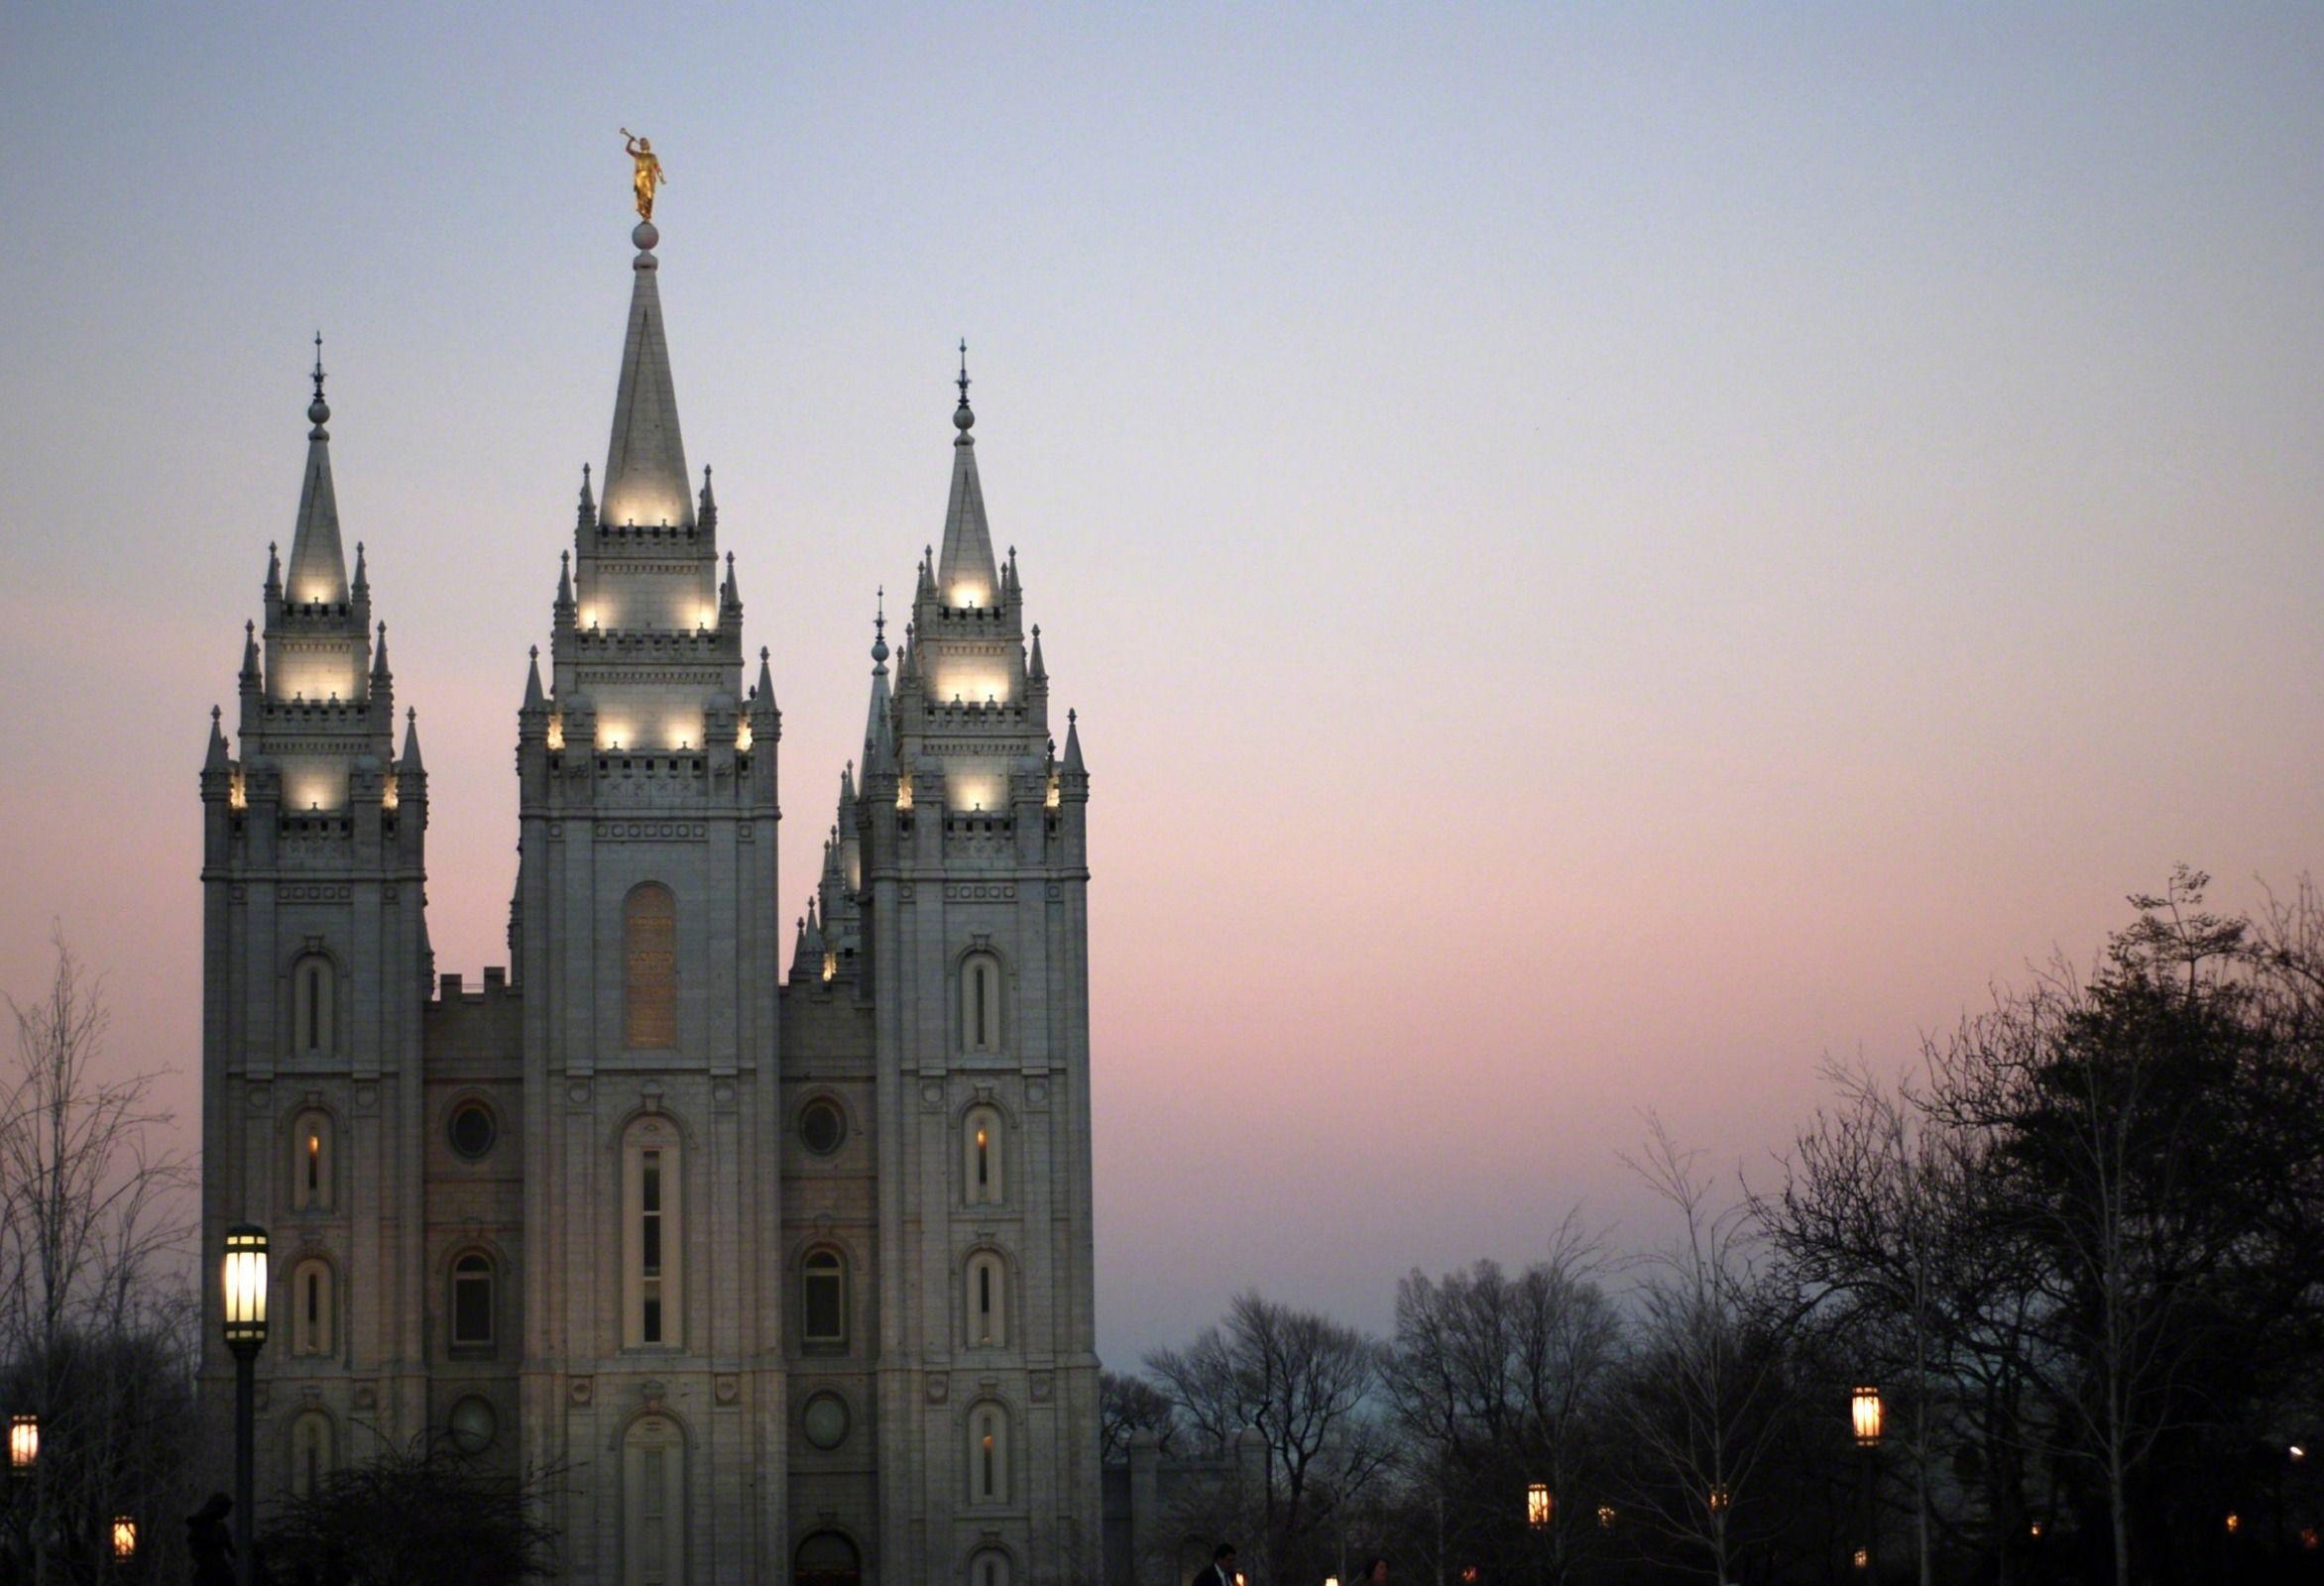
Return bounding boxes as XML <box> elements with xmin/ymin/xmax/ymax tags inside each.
<box><xmin>186</xmin><ymin>1492</ymin><xmax>235</xmax><ymax>1586</ymax></box>
<box><xmin>1198</xmin><ymin>1541</ymin><xmax>1238</xmax><ymax>1586</ymax></box>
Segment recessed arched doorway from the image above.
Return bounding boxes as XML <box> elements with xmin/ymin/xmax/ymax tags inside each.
<box><xmin>795</xmin><ymin>1529</ymin><xmax>862</xmax><ymax>1586</ymax></box>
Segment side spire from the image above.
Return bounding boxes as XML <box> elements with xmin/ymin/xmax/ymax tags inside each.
<box><xmin>371</xmin><ymin>622</ymin><xmax>392</xmax><ymax>681</ymax></box>
<box><xmin>399</xmin><ymin>707</ymin><xmax>425</xmax><ymax>772</ymax></box>
<box><xmin>285</xmin><ymin>332</ymin><xmax>350</xmax><ymax>606</ymax></box>
<box><xmin>864</xmin><ymin>592</ymin><xmax>896</xmax><ymax>772</ymax></box>
<box><xmin>600</xmin><ymin>223</ymin><xmax>692</xmax><ymax>528</ymax></box>
<box><xmin>936</xmin><ymin>342</ymin><xmax>998</xmax><ymax>608</ymax></box>
<box><xmin>1062</xmin><ymin>708</ymin><xmax>1086</xmax><ymax>773</ymax></box>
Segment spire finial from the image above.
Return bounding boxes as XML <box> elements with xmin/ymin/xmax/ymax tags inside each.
<box><xmin>308</xmin><ymin>332</ymin><xmax>329</xmax><ymax>432</ymax></box>
<box><xmin>954</xmin><ymin>339</ymin><xmax>975</xmax><ymax>432</ymax></box>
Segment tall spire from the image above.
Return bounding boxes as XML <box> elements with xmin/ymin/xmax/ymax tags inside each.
<box><xmin>864</xmin><ymin>592</ymin><xmax>895</xmax><ymax>772</ymax></box>
<box><xmin>600</xmin><ymin>223</ymin><xmax>692</xmax><ymax>528</ymax></box>
<box><xmin>936</xmin><ymin>341</ymin><xmax>998</xmax><ymax>608</ymax></box>
<box><xmin>284</xmin><ymin>333</ymin><xmax>350</xmax><ymax>606</ymax></box>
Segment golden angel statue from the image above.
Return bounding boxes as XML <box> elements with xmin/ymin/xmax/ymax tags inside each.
<box><xmin>621</xmin><ymin>129</ymin><xmax>667</xmax><ymax>221</ymax></box>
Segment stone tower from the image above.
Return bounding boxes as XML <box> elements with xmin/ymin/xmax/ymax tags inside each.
<box><xmin>197</xmin><ymin>341</ymin><xmax>436</xmax><ymax>1492</ymax></box>
<box><xmin>199</xmin><ymin>212</ymin><xmax>1101</xmax><ymax>1583</ymax></box>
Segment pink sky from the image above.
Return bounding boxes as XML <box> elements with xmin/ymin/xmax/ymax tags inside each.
<box><xmin>2</xmin><ymin>7</ymin><xmax>2319</xmax><ymax>1365</ymax></box>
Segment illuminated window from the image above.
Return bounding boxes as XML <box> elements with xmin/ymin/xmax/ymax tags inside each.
<box><xmin>290</xmin><ymin>1110</ymin><xmax>333</xmax><ymax>1212</ymax></box>
<box><xmin>967</xmin><ymin>1249</ymin><xmax>1007</xmax><ymax>1348</ymax></box>
<box><xmin>291</xmin><ymin>955</ymin><xmax>334</xmax><ymax>1056</ymax></box>
<box><xmin>622</xmin><ymin>1120</ymin><xmax>682</xmax><ymax>1348</ymax></box>
<box><xmin>969</xmin><ymin>1404</ymin><xmax>1010</xmax><ymax>1505</ymax></box>
<box><xmin>801</xmin><ymin>1248</ymin><xmax>848</xmax><ymax>1350</ymax></box>
<box><xmin>964</xmin><ymin>1105</ymin><xmax>1004</xmax><ymax>1205</ymax></box>
<box><xmin>290</xmin><ymin>1257</ymin><xmax>335</xmax><ymax>1356</ymax></box>
<box><xmin>289</xmin><ymin>1410</ymin><xmax>333</xmax><ymax>1499</ymax></box>
<box><xmin>451</xmin><ymin>1253</ymin><xmax>495</xmax><ymax>1347</ymax></box>
<box><xmin>961</xmin><ymin>952</ymin><xmax>1003</xmax><ymax>1052</ymax></box>
<box><xmin>625</xmin><ymin>884</ymin><xmax>677</xmax><ymax>1048</ymax></box>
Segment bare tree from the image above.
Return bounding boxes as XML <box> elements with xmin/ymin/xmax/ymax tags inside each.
<box><xmin>1386</xmin><ymin>1213</ymin><xmax>1621</xmax><ymax>1582</ymax></box>
<box><xmin>1</xmin><ymin>929</ymin><xmax>196</xmax><ymax>1585</ymax></box>
<box><xmin>1145</xmin><ymin>1292</ymin><xmax>1385</xmax><ymax>1581</ymax></box>
<box><xmin>1614</xmin><ymin>1116</ymin><xmax>1800</xmax><ymax>1585</ymax></box>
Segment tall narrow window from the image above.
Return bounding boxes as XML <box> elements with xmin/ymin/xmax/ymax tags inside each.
<box><xmin>964</xmin><ymin>1105</ymin><xmax>1005</xmax><ymax>1205</ymax></box>
<box><xmin>967</xmin><ymin>1250</ymin><xmax>1008</xmax><ymax>1348</ymax></box>
<box><xmin>290</xmin><ymin>1111</ymin><xmax>334</xmax><ymax>1212</ymax></box>
<box><xmin>961</xmin><ymin>952</ymin><xmax>1002</xmax><ymax>1052</ymax></box>
<box><xmin>451</xmin><ymin>1253</ymin><xmax>495</xmax><ymax>1347</ymax></box>
<box><xmin>289</xmin><ymin>1411</ymin><xmax>333</xmax><ymax>1499</ymax></box>
<box><xmin>290</xmin><ymin>1257</ymin><xmax>334</xmax><ymax>1356</ymax></box>
<box><xmin>622</xmin><ymin>1415</ymin><xmax>685</xmax><ymax>1586</ymax></box>
<box><xmin>971</xmin><ymin>1550</ymin><xmax>1013</xmax><ymax>1586</ymax></box>
<box><xmin>291</xmin><ymin>956</ymin><xmax>334</xmax><ymax>1056</ymax></box>
<box><xmin>622</xmin><ymin>1120</ymin><xmax>682</xmax><ymax>1349</ymax></box>
<box><xmin>801</xmin><ymin>1248</ymin><xmax>848</xmax><ymax>1350</ymax></box>
<box><xmin>640</xmin><ymin>1152</ymin><xmax>664</xmax><ymax>1343</ymax></box>
<box><xmin>625</xmin><ymin>884</ymin><xmax>677</xmax><ymax>1048</ymax></box>
<box><xmin>970</xmin><ymin>1405</ymin><xmax>1009</xmax><ymax>1505</ymax></box>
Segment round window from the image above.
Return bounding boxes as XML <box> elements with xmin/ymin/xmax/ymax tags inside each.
<box><xmin>448</xmin><ymin>1102</ymin><xmax>497</xmax><ymax>1161</ymax></box>
<box><xmin>801</xmin><ymin>1392</ymin><xmax>849</xmax><ymax>1450</ymax></box>
<box><xmin>447</xmin><ymin>1395</ymin><xmax>497</xmax><ymax>1454</ymax></box>
<box><xmin>799</xmin><ymin>1099</ymin><xmax>845</xmax><ymax>1157</ymax></box>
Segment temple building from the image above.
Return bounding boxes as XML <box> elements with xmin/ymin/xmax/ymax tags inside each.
<box><xmin>197</xmin><ymin>211</ymin><xmax>1102</xmax><ymax>1586</ymax></box>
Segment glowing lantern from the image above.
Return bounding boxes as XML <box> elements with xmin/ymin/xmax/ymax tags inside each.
<box><xmin>112</xmin><ymin>1517</ymin><xmax>137</xmax><ymax>1560</ymax></box>
<box><xmin>222</xmin><ymin>1223</ymin><xmax>269</xmax><ymax>1350</ymax></box>
<box><xmin>7</xmin><ymin>1415</ymin><xmax>34</xmax><ymax>1474</ymax></box>
<box><xmin>1527</xmin><ymin>1481</ymin><xmax>1553</xmax><ymax>1528</ymax></box>
<box><xmin>1852</xmin><ymin>1384</ymin><xmax>1884</xmax><ymax>1447</ymax></box>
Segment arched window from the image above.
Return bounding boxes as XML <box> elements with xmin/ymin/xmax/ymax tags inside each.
<box><xmin>625</xmin><ymin>884</ymin><xmax>677</xmax><ymax>1049</ymax></box>
<box><xmin>969</xmin><ymin>1403</ymin><xmax>1010</xmax><ymax>1506</ymax></box>
<box><xmin>622</xmin><ymin>1118</ymin><xmax>683</xmax><ymax>1348</ymax></box>
<box><xmin>621</xmin><ymin>1414</ymin><xmax>685</xmax><ymax>1586</ymax></box>
<box><xmin>966</xmin><ymin>1249</ymin><xmax>1007</xmax><ymax>1349</ymax></box>
<box><xmin>450</xmin><ymin>1252</ymin><xmax>495</xmax><ymax>1348</ymax></box>
<box><xmin>801</xmin><ymin>1248</ymin><xmax>848</xmax><ymax>1351</ymax></box>
<box><xmin>290</xmin><ymin>1110</ymin><xmax>334</xmax><ymax>1212</ymax></box>
<box><xmin>290</xmin><ymin>1257</ymin><xmax>335</xmax><ymax>1356</ymax></box>
<box><xmin>289</xmin><ymin>1410</ymin><xmax>333</xmax><ymax>1499</ymax></box>
<box><xmin>291</xmin><ymin>955</ymin><xmax>334</xmax><ymax>1056</ymax></box>
<box><xmin>960</xmin><ymin>951</ymin><xmax>1002</xmax><ymax>1052</ymax></box>
<box><xmin>963</xmin><ymin>1105</ymin><xmax>1005</xmax><ymax>1205</ymax></box>
<box><xmin>794</xmin><ymin>1530</ymin><xmax>861</xmax><ymax>1586</ymax></box>
<box><xmin>969</xmin><ymin>1549</ymin><xmax>1013</xmax><ymax>1586</ymax></box>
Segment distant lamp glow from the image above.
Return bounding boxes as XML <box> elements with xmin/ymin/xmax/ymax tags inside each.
<box><xmin>111</xmin><ymin>1517</ymin><xmax>136</xmax><ymax>1560</ymax></box>
<box><xmin>1852</xmin><ymin>1384</ymin><xmax>1884</xmax><ymax>1447</ymax></box>
<box><xmin>1597</xmin><ymin>1504</ymin><xmax>1616</xmax><ymax>1529</ymax></box>
<box><xmin>2029</xmin><ymin>1522</ymin><xmax>2043</xmax><ymax>1539</ymax></box>
<box><xmin>1853</xmin><ymin>1546</ymin><xmax>1870</xmax><ymax>1568</ymax></box>
<box><xmin>2226</xmin><ymin>1513</ymin><xmax>2242</xmax><ymax>1534</ymax></box>
<box><xmin>2293</xmin><ymin>1444</ymin><xmax>2309</xmax><ymax>1462</ymax></box>
<box><xmin>8</xmin><ymin>1415</ymin><xmax>34</xmax><ymax>1474</ymax></box>
<box><xmin>2302</xmin><ymin>1527</ymin><xmax>2319</xmax><ymax>1551</ymax></box>
<box><xmin>1708</xmin><ymin>1484</ymin><xmax>1731</xmax><ymax>1515</ymax></box>
<box><xmin>1527</xmin><ymin>1482</ymin><xmax>1553</xmax><ymax>1529</ymax></box>
<box><xmin>222</xmin><ymin>1223</ymin><xmax>270</xmax><ymax>1350</ymax></box>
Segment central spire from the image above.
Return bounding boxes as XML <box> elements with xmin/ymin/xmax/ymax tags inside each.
<box><xmin>600</xmin><ymin>221</ymin><xmax>693</xmax><ymax>529</ymax></box>
<box><xmin>936</xmin><ymin>341</ymin><xmax>998</xmax><ymax>608</ymax></box>
<box><xmin>285</xmin><ymin>332</ymin><xmax>350</xmax><ymax>607</ymax></box>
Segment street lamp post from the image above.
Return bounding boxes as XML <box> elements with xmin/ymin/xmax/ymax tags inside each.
<box><xmin>221</xmin><ymin>1224</ymin><xmax>270</xmax><ymax>1586</ymax></box>
<box><xmin>1853</xmin><ymin>1386</ymin><xmax>1884</xmax><ymax>1577</ymax></box>
<box><xmin>10</xmin><ymin>1413</ymin><xmax>38</xmax><ymax>1581</ymax></box>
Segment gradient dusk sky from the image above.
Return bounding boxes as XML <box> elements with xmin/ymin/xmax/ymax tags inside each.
<box><xmin>1</xmin><ymin>5</ymin><xmax>2319</xmax><ymax>1369</ymax></box>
